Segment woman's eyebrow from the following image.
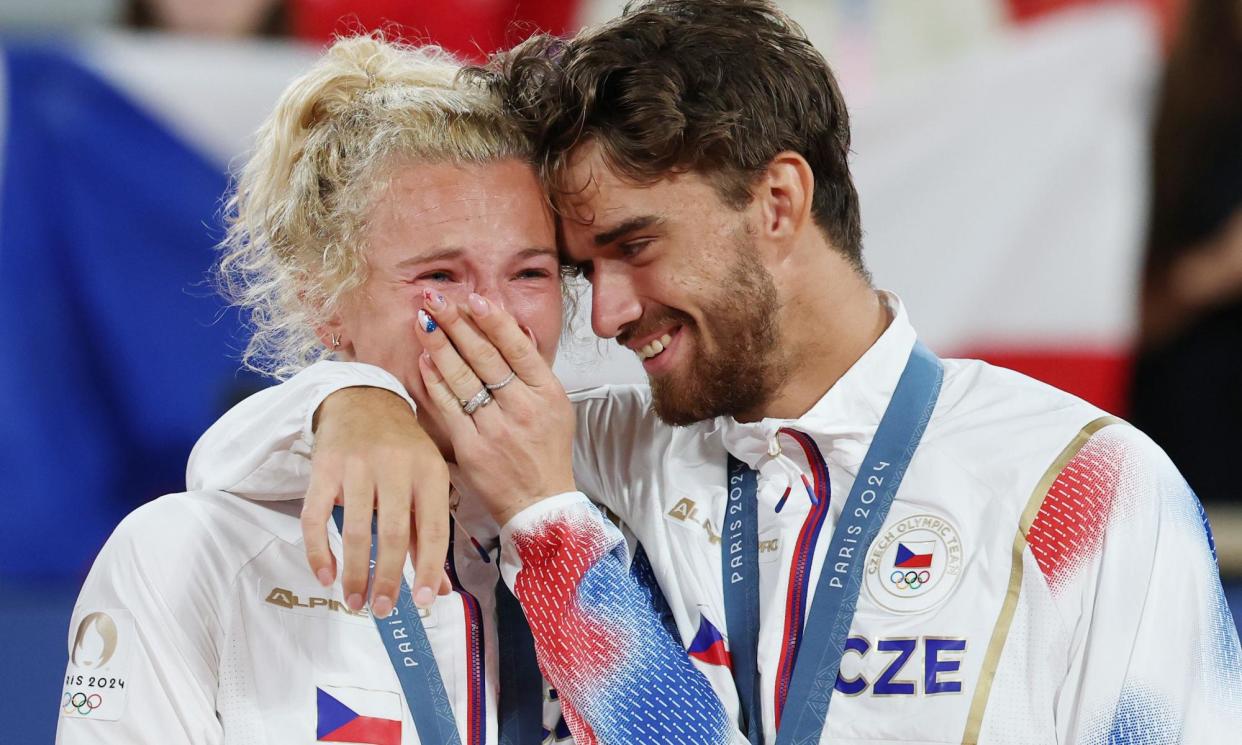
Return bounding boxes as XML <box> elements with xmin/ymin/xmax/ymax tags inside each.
<box><xmin>394</xmin><ymin>248</ymin><xmax>463</xmax><ymax>270</ymax></box>
<box><xmin>392</xmin><ymin>246</ymin><xmax>557</xmax><ymax>272</ymax></box>
<box><xmin>512</xmin><ymin>246</ymin><xmax>559</xmax><ymax>260</ymax></box>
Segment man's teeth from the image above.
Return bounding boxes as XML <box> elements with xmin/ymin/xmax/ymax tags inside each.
<box><xmin>636</xmin><ymin>333</ymin><xmax>674</xmax><ymax>361</ymax></box>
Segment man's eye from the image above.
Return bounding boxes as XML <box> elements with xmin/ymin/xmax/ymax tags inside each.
<box><xmin>619</xmin><ymin>240</ymin><xmax>652</xmax><ymax>258</ymax></box>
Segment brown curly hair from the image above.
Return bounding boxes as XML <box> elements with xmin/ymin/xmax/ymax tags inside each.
<box><xmin>469</xmin><ymin>0</ymin><xmax>864</xmax><ymax>269</ymax></box>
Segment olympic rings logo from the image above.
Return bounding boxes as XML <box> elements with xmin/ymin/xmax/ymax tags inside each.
<box><xmin>889</xmin><ymin>569</ymin><xmax>931</xmax><ymax>591</ymax></box>
<box><xmin>62</xmin><ymin>691</ymin><xmax>102</xmax><ymax>716</ymax></box>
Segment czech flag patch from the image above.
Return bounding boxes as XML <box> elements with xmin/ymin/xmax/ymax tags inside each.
<box><xmin>316</xmin><ymin>685</ymin><xmax>402</xmax><ymax>744</ymax></box>
<box><xmin>894</xmin><ymin>541</ymin><xmax>935</xmax><ymax>569</ymax></box>
<box><xmin>687</xmin><ymin>614</ymin><xmax>732</xmax><ymax>668</ymax></box>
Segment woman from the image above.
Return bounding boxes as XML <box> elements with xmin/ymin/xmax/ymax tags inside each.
<box><xmin>57</xmin><ymin>35</ymin><xmax>721</xmax><ymax>745</ymax></box>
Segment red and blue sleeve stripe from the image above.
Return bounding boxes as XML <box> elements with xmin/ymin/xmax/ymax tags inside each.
<box><xmin>508</xmin><ymin>504</ymin><xmax>731</xmax><ymax>744</ymax></box>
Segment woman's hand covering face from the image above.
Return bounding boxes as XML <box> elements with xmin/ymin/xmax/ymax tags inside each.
<box><xmin>414</xmin><ymin>289</ymin><xmax>577</xmax><ymax>527</ymax></box>
<box><xmin>302</xmin><ymin>289</ymin><xmax>575</xmax><ymax>615</ymax></box>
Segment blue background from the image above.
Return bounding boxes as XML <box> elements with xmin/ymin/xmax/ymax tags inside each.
<box><xmin>0</xmin><ymin>41</ymin><xmax>264</xmax><ymax>743</ymax></box>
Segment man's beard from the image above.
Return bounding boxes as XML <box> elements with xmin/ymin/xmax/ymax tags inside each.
<box><xmin>648</xmin><ymin>234</ymin><xmax>786</xmax><ymax>426</ymax></box>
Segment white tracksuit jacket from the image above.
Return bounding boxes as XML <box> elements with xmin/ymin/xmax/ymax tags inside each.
<box><xmin>110</xmin><ymin>293</ymin><xmax>1242</xmax><ymax>743</ymax></box>
<box><xmin>56</xmin><ymin>407</ymin><xmax>723</xmax><ymax>742</ymax></box>
<box><xmin>55</xmin><ymin>479</ymin><xmax>726</xmax><ymax>744</ymax></box>
<box><xmin>56</xmin><ymin>490</ymin><xmax>519</xmax><ymax>744</ymax></box>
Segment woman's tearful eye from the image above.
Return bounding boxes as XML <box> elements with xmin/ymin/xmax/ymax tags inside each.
<box><xmin>417</xmin><ymin>270</ymin><xmax>455</xmax><ymax>283</ymax></box>
<box><xmin>514</xmin><ymin>267</ymin><xmax>552</xmax><ymax>280</ymax></box>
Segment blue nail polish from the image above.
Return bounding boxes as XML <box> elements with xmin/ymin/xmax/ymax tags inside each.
<box><xmin>418</xmin><ymin>309</ymin><xmax>438</xmax><ymax>333</ymax></box>
<box><xmin>423</xmin><ymin>288</ymin><xmax>446</xmax><ymax>310</ymax></box>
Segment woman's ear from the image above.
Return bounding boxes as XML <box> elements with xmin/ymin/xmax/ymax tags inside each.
<box><xmin>315</xmin><ymin>317</ymin><xmax>346</xmax><ymax>354</ymax></box>
<box><xmin>308</xmin><ymin>283</ymin><xmax>351</xmax><ymax>356</ymax></box>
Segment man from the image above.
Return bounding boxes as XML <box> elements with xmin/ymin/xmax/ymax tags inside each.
<box><xmin>190</xmin><ymin>1</ymin><xmax>1242</xmax><ymax>742</ymax></box>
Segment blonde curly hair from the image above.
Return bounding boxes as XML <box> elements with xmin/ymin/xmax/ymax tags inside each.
<box><xmin>217</xmin><ymin>35</ymin><xmax>531</xmax><ymax>379</ymax></box>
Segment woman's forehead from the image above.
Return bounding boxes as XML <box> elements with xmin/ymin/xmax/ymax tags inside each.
<box><xmin>367</xmin><ymin>160</ymin><xmax>555</xmax><ymax>264</ymax></box>
<box><xmin>379</xmin><ymin>159</ymin><xmax>547</xmax><ymax>218</ymax></box>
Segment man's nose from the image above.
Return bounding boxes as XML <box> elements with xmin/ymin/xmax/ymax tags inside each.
<box><xmin>590</xmin><ymin>263</ymin><xmax>642</xmax><ymax>340</ymax></box>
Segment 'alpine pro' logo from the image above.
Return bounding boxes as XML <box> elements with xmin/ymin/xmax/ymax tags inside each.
<box><xmin>864</xmin><ymin>513</ymin><xmax>963</xmax><ymax>613</ymax></box>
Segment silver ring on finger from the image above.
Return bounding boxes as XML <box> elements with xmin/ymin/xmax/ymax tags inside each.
<box><xmin>485</xmin><ymin>371</ymin><xmax>517</xmax><ymax>391</ymax></box>
<box><xmin>461</xmin><ymin>387</ymin><xmax>493</xmax><ymax>415</ymax></box>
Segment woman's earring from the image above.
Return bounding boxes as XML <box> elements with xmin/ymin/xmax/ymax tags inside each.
<box><xmin>330</xmin><ymin>333</ymin><xmax>341</xmax><ymax>349</ymax></box>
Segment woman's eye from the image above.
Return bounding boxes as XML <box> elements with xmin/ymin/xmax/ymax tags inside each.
<box><xmin>515</xmin><ymin>268</ymin><xmax>552</xmax><ymax>280</ymax></box>
<box><xmin>417</xmin><ymin>271</ymin><xmax>454</xmax><ymax>283</ymax></box>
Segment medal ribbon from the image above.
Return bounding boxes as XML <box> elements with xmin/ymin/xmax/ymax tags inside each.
<box><xmin>333</xmin><ymin>507</ymin><xmax>462</xmax><ymax>745</ymax></box>
<box><xmin>721</xmin><ymin>341</ymin><xmax>943</xmax><ymax>744</ymax></box>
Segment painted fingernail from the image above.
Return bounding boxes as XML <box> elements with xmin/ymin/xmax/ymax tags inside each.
<box><xmin>371</xmin><ymin>595</ymin><xmax>393</xmax><ymax>618</ymax></box>
<box><xmin>467</xmin><ymin>293</ymin><xmax>490</xmax><ymax>317</ymax></box>
<box><xmin>316</xmin><ymin>568</ymin><xmax>333</xmax><ymax>587</ymax></box>
<box><xmin>423</xmin><ymin>288</ymin><xmax>446</xmax><ymax>311</ymax></box>
<box><xmin>414</xmin><ymin>586</ymin><xmax>436</xmax><ymax>608</ymax></box>
<box><xmin>417</xmin><ymin>309</ymin><xmax>438</xmax><ymax>333</ymax></box>
<box><xmin>346</xmin><ymin>592</ymin><xmax>364</xmax><ymax>611</ymax></box>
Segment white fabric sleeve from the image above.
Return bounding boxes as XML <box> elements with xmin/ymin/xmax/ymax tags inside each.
<box><xmin>185</xmin><ymin>360</ymin><xmax>413</xmax><ymax>500</ymax></box>
<box><xmin>568</xmin><ymin>384</ymin><xmax>656</xmax><ymax>520</ymax></box>
<box><xmin>55</xmin><ymin>495</ymin><xmax>236</xmax><ymax>745</ymax></box>
<box><xmin>1053</xmin><ymin>425</ymin><xmax>1242</xmax><ymax>743</ymax></box>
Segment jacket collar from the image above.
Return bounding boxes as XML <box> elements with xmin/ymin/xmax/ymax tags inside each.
<box><xmin>715</xmin><ymin>291</ymin><xmax>917</xmax><ymax>472</ymax></box>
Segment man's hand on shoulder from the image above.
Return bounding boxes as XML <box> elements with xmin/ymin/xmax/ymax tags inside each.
<box><xmin>305</xmin><ymin>386</ymin><xmax>451</xmax><ymax>618</ymax></box>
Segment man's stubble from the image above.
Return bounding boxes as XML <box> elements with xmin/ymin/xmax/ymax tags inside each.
<box><xmin>650</xmin><ymin>230</ymin><xmax>789</xmax><ymax>426</ymax></box>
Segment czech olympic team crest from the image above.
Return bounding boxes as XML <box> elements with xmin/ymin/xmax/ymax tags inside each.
<box><xmin>864</xmin><ymin>513</ymin><xmax>964</xmax><ymax>613</ymax></box>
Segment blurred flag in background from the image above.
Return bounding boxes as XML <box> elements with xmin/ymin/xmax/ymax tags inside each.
<box><xmin>0</xmin><ymin>0</ymin><xmax>1169</xmax><ymax>580</ymax></box>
